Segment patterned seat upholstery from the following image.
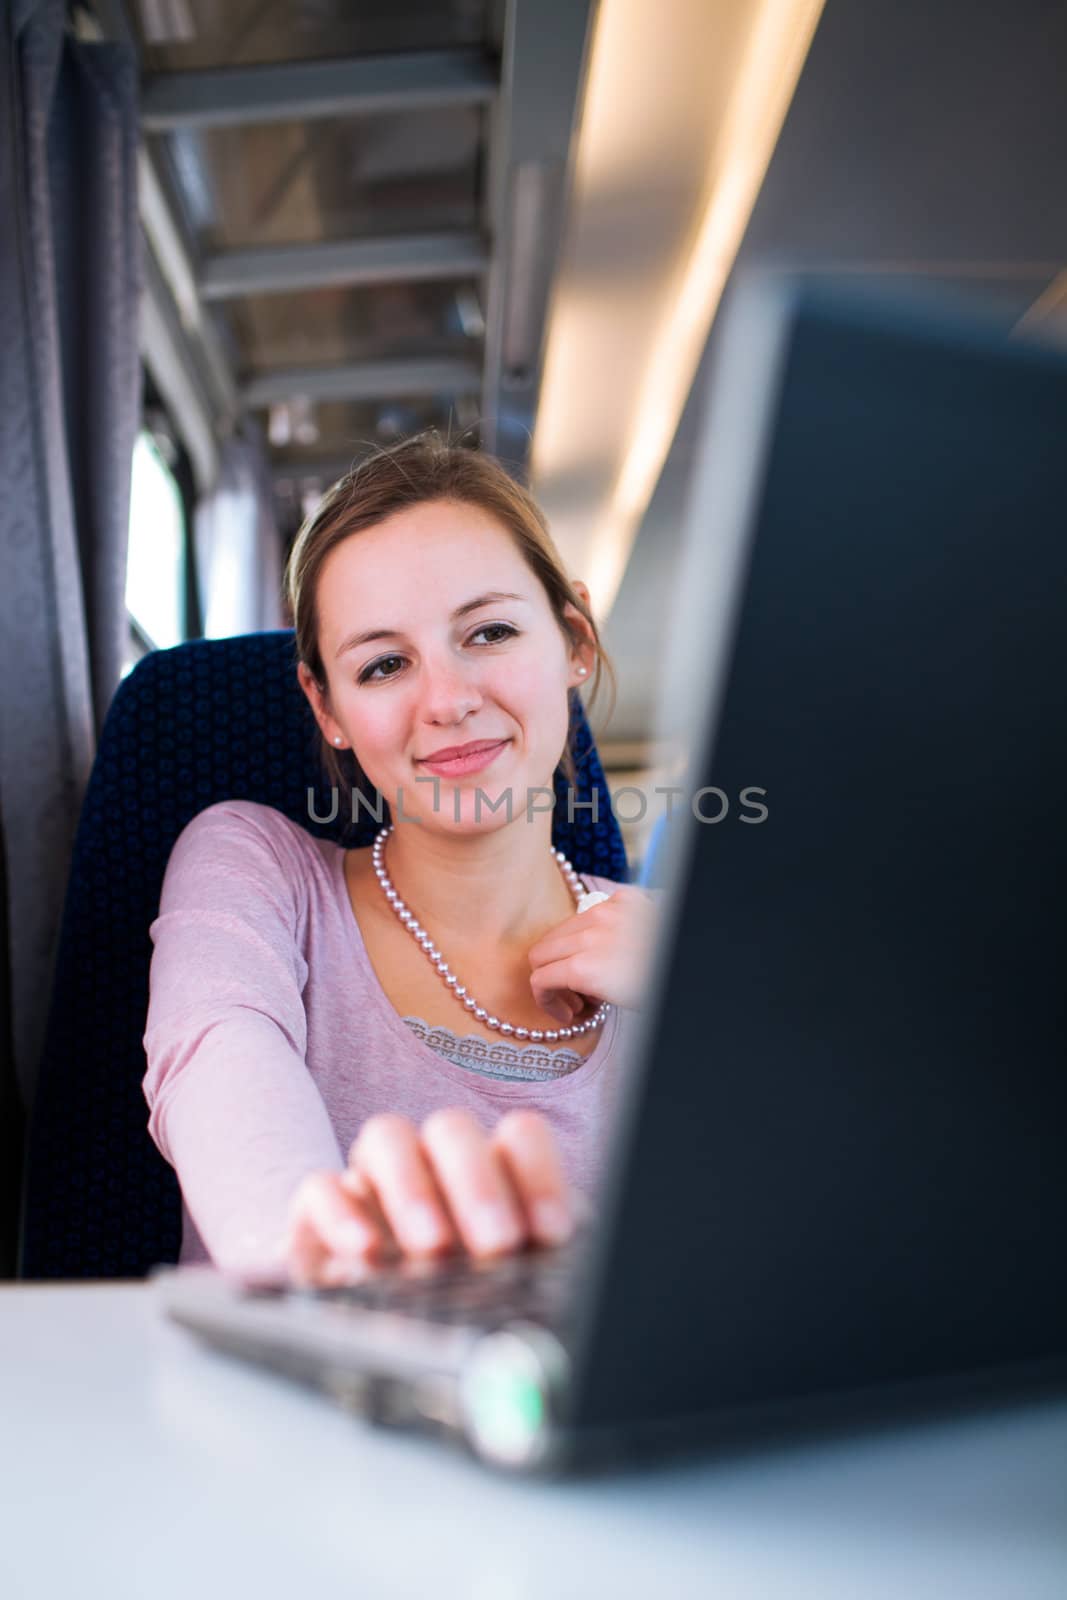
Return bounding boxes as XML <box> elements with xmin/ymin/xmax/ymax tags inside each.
<box><xmin>19</xmin><ymin>631</ymin><xmax>629</xmax><ymax>1279</ymax></box>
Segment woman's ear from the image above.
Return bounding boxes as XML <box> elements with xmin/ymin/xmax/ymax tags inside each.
<box><xmin>297</xmin><ymin>662</ymin><xmax>346</xmax><ymax>750</ymax></box>
<box><xmin>562</xmin><ymin>581</ymin><xmax>597</xmax><ymax>684</ymax></box>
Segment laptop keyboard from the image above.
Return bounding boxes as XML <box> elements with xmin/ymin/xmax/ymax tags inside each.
<box><xmin>294</xmin><ymin>1235</ymin><xmax>587</xmax><ymax>1334</ymax></box>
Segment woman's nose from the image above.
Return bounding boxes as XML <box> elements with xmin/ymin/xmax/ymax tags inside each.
<box><xmin>419</xmin><ymin>658</ymin><xmax>483</xmax><ymax>724</ymax></box>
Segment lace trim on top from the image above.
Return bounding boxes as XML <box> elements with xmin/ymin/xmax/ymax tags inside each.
<box><xmin>401</xmin><ymin>1016</ymin><xmax>586</xmax><ymax>1082</ymax></box>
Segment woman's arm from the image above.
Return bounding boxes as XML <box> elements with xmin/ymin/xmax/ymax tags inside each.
<box><xmin>143</xmin><ymin>802</ymin><xmax>343</xmax><ymax>1273</ymax></box>
<box><xmin>146</xmin><ymin>803</ymin><xmax>595</xmax><ymax>1285</ymax></box>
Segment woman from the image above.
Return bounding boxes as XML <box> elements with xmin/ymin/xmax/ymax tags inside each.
<box><xmin>143</xmin><ymin>435</ymin><xmax>659</xmax><ymax>1286</ymax></box>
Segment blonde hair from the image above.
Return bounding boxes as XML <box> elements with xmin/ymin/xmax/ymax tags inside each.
<box><xmin>284</xmin><ymin>432</ymin><xmax>617</xmax><ymax>807</ymax></box>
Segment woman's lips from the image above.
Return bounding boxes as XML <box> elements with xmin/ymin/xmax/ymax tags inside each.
<box><xmin>418</xmin><ymin>739</ymin><xmax>510</xmax><ymax>777</ymax></box>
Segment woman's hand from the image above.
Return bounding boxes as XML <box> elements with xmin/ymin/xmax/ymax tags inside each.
<box><xmin>282</xmin><ymin>1108</ymin><xmax>583</xmax><ymax>1288</ymax></box>
<box><xmin>526</xmin><ymin>884</ymin><xmax>661</xmax><ymax>1026</ymax></box>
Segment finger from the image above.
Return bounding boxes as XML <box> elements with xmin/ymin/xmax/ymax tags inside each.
<box><xmin>349</xmin><ymin>1113</ymin><xmax>458</xmax><ymax>1257</ymax></box>
<box><xmin>285</xmin><ymin>1206</ymin><xmax>327</xmax><ymax>1288</ymax></box>
<box><xmin>339</xmin><ymin>1166</ymin><xmax>402</xmax><ymax>1260</ymax></box>
<box><xmin>530</xmin><ymin>955</ymin><xmax>600</xmax><ymax>1009</ymax></box>
<box><xmin>420</xmin><ymin>1109</ymin><xmax>526</xmax><ymax>1257</ymax></box>
<box><xmin>317</xmin><ymin>1252</ymin><xmax>382</xmax><ymax>1288</ymax></box>
<box><xmin>284</xmin><ymin>1171</ymin><xmax>385</xmax><ymax>1286</ymax></box>
<box><xmin>527</xmin><ymin>898</ymin><xmax>620</xmax><ymax>962</ymax></box>
<box><xmin>491</xmin><ymin>1111</ymin><xmax>574</xmax><ymax>1246</ymax></box>
<box><xmin>533</xmin><ymin>987</ymin><xmax>581</xmax><ymax>1026</ymax></box>
<box><xmin>288</xmin><ymin>1170</ymin><xmax>380</xmax><ymax>1258</ymax></box>
<box><xmin>527</xmin><ymin>925</ymin><xmax>589</xmax><ymax>965</ymax></box>
<box><xmin>531</xmin><ymin>954</ymin><xmax>598</xmax><ymax>990</ymax></box>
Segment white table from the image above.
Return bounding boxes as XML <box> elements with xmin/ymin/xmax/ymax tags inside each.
<box><xmin>1</xmin><ymin>1284</ymin><xmax>1065</xmax><ymax>1599</ymax></box>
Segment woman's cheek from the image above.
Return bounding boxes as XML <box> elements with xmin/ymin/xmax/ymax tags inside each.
<box><xmin>342</xmin><ymin>698</ymin><xmax>404</xmax><ymax>780</ymax></box>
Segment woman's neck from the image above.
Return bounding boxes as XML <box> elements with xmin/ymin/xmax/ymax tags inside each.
<box><xmin>377</xmin><ymin>816</ymin><xmax>577</xmax><ymax>952</ymax></box>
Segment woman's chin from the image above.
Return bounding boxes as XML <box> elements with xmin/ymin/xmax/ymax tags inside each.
<box><xmin>384</xmin><ymin>765</ymin><xmax>558</xmax><ymax>834</ymax></box>
<box><xmin>432</xmin><ymin>783</ymin><xmax>524</xmax><ymax>830</ymax></box>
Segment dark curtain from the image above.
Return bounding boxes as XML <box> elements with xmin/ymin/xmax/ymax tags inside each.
<box><xmin>0</xmin><ymin>817</ymin><xmax>22</xmax><ymax>1276</ymax></box>
<box><xmin>0</xmin><ymin>0</ymin><xmax>140</xmax><ymax>1260</ymax></box>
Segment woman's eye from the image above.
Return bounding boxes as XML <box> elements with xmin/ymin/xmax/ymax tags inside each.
<box><xmin>358</xmin><ymin>654</ymin><xmax>405</xmax><ymax>684</ymax></box>
<box><xmin>357</xmin><ymin>625</ymin><xmax>517</xmax><ymax>684</ymax></box>
<box><xmin>471</xmin><ymin>622</ymin><xmax>518</xmax><ymax>645</ymax></box>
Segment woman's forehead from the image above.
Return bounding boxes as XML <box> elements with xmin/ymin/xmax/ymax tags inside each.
<box><xmin>317</xmin><ymin>504</ymin><xmax>541</xmax><ymax>632</ymax></box>
<box><xmin>329</xmin><ymin>500</ymin><xmax>523</xmax><ymax>574</ymax></box>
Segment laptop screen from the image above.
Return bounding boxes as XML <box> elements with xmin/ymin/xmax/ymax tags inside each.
<box><xmin>570</xmin><ymin>278</ymin><xmax>1067</xmax><ymax>1439</ymax></box>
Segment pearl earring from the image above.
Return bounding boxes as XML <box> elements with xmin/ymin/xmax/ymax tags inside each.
<box><xmin>577</xmin><ymin>666</ymin><xmax>588</xmax><ymax>677</ymax></box>
<box><xmin>333</xmin><ymin>736</ymin><xmax>342</xmax><ymax>746</ymax></box>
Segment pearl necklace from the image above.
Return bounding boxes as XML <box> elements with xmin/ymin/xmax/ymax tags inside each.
<box><xmin>370</xmin><ymin>825</ymin><xmax>612</xmax><ymax>1043</ymax></box>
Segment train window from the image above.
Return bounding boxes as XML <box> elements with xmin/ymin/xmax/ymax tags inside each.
<box><xmin>123</xmin><ymin>430</ymin><xmax>186</xmax><ymax>671</ymax></box>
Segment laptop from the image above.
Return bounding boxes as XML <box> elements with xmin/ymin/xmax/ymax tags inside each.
<box><xmin>154</xmin><ymin>278</ymin><xmax>1067</xmax><ymax>1473</ymax></box>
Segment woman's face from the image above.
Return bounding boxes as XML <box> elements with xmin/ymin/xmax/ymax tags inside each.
<box><xmin>300</xmin><ymin>498</ymin><xmax>593</xmax><ymax>831</ymax></box>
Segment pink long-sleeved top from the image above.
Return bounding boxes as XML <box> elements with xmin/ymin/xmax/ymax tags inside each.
<box><xmin>142</xmin><ymin>800</ymin><xmax>635</xmax><ymax>1272</ymax></box>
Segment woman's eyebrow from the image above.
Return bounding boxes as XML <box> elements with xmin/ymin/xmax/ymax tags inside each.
<box><xmin>335</xmin><ymin>592</ymin><xmax>529</xmax><ymax>658</ymax></box>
